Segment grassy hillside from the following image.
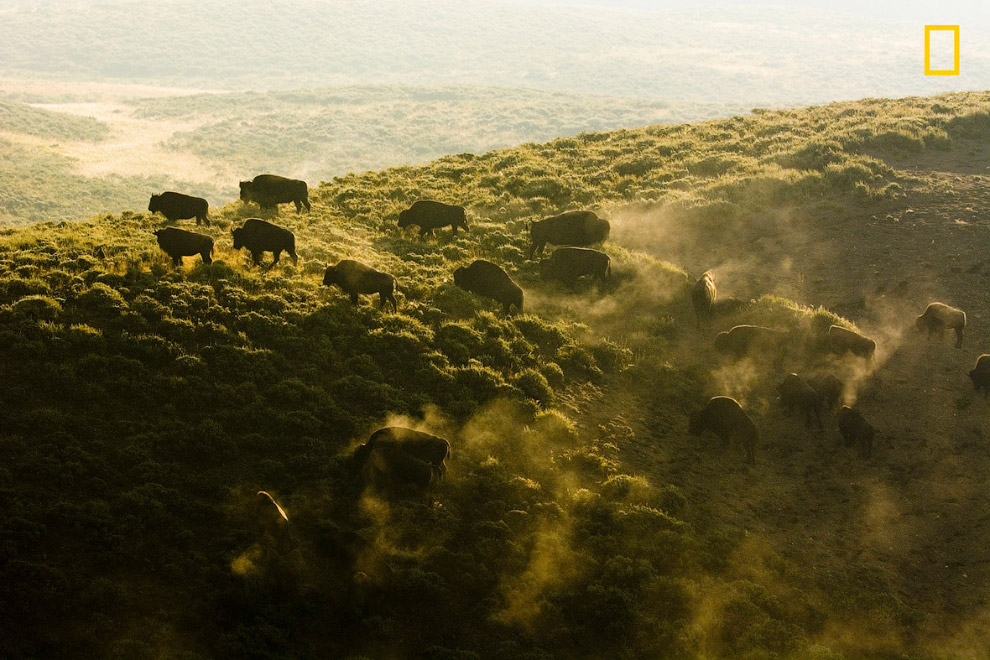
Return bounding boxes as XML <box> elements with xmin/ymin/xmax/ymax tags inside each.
<box><xmin>0</xmin><ymin>97</ymin><xmax>110</xmax><ymax>142</ymax></box>
<box><xmin>134</xmin><ymin>85</ymin><xmax>746</xmax><ymax>183</ymax></box>
<box><xmin>2</xmin><ymin>90</ymin><xmax>990</xmax><ymax>659</ymax></box>
<box><xmin>1</xmin><ymin>0</ymin><xmax>987</xmax><ymax>103</ymax></box>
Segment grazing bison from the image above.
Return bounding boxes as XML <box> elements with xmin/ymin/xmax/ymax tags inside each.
<box><xmin>148</xmin><ymin>191</ymin><xmax>209</xmax><ymax>225</ymax></box>
<box><xmin>528</xmin><ymin>210</ymin><xmax>610</xmax><ymax>260</ymax></box>
<box><xmin>714</xmin><ymin>325</ymin><xmax>789</xmax><ymax>359</ymax></box>
<box><xmin>826</xmin><ymin>325</ymin><xmax>876</xmax><ymax>359</ymax></box>
<box><xmin>363</xmin><ymin>444</ymin><xmax>437</xmax><ymax>489</ymax></box>
<box><xmin>398</xmin><ymin>200</ymin><xmax>468</xmax><ymax>237</ymax></box>
<box><xmin>688</xmin><ymin>396</ymin><xmax>757</xmax><ymax>464</ymax></box>
<box><xmin>363</xmin><ymin>427</ymin><xmax>451</xmax><ymax>479</ymax></box>
<box><xmin>239</xmin><ymin>174</ymin><xmax>311</xmax><ymax>213</ymax></box>
<box><xmin>916</xmin><ymin>302</ymin><xmax>966</xmax><ymax>349</ymax></box>
<box><xmin>968</xmin><ymin>354</ymin><xmax>990</xmax><ymax>395</ymax></box>
<box><xmin>838</xmin><ymin>405</ymin><xmax>874</xmax><ymax>457</ymax></box>
<box><xmin>153</xmin><ymin>227</ymin><xmax>213</xmax><ymax>266</ymax></box>
<box><xmin>323</xmin><ymin>260</ymin><xmax>398</xmax><ymax>311</ymax></box>
<box><xmin>232</xmin><ymin>218</ymin><xmax>298</xmax><ymax>268</ymax></box>
<box><xmin>691</xmin><ymin>271</ymin><xmax>716</xmax><ymax>328</ymax></box>
<box><xmin>807</xmin><ymin>373</ymin><xmax>843</xmax><ymax>410</ymax></box>
<box><xmin>539</xmin><ymin>247</ymin><xmax>610</xmax><ymax>288</ymax></box>
<box><xmin>453</xmin><ymin>259</ymin><xmax>523</xmax><ymax>314</ymax></box>
<box><xmin>777</xmin><ymin>373</ymin><xmax>823</xmax><ymax>429</ymax></box>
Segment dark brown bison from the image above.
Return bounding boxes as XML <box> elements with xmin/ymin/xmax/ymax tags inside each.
<box><xmin>398</xmin><ymin>200</ymin><xmax>468</xmax><ymax>237</ymax></box>
<box><xmin>453</xmin><ymin>260</ymin><xmax>523</xmax><ymax>314</ymax></box>
<box><xmin>539</xmin><ymin>247</ymin><xmax>610</xmax><ymax>287</ymax></box>
<box><xmin>838</xmin><ymin>405</ymin><xmax>874</xmax><ymax>457</ymax></box>
<box><xmin>807</xmin><ymin>373</ymin><xmax>843</xmax><ymax>410</ymax></box>
<box><xmin>968</xmin><ymin>354</ymin><xmax>990</xmax><ymax>395</ymax></box>
<box><xmin>916</xmin><ymin>302</ymin><xmax>966</xmax><ymax>349</ymax></box>
<box><xmin>688</xmin><ymin>396</ymin><xmax>757</xmax><ymax>464</ymax></box>
<box><xmin>714</xmin><ymin>325</ymin><xmax>789</xmax><ymax>359</ymax></box>
<box><xmin>148</xmin><ymin>191</ymin><xmax>209</xmax><ymax>225</ymax></box>
<box><xmin>528</xmin><ymin>210</ymin><xmax>610</xmax><ymax>260</ymax></box>
<box><xmin>322</xmin><ymin>260</ymin><xmax>397</xmax><ymax>311</ymax></box>
<box><xmin>232</xmin><ymin>218</ymin><xmax>298</xmax><ymax>268</ymax></box>
<box><xmin>826</xmin><ymin>325</ymin><xmax>876</xmax><ymax>359</ymax></box>
<box><xmin>777</xmin><ymin>373</ymin><xmax>823</xmax><ymax>429</ymax></box>
<box><xmin>359</xmin><ymin>427</ymin><xmax>451</xmax><ymax>479</ymax></box>
<box><xmin>362</xmin><ymin>444</ymin><xmax>437</xmax><ymax>489</ymax></box>
<box><xmin>153</xmin><ymin>227</ymin><xmax>213</xmax><ymax>266</ymax></box>
<box><xmin>691</xmin><ymin>271</ymin><xmax>716</xmax><ymax>328</ymax></box>
<box><xmin>239</xmin><ymin>174</ymin><xmax>310</xmax><ymax>213</ymax></box>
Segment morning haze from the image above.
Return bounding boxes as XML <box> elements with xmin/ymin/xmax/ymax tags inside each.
<box><xmin>2</xmin><ymin>1</ymin><xmax>990</xmax><ymax>658</ymax></box>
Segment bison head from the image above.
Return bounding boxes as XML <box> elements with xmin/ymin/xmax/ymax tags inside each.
<box><xmin>231</xmin><ymin>227</ymin><xmax>244</xmax><ymax>250</ymax></box>
<box><xmin>238</xmin><ymin>181</ymin><xmax>252</xmax><ymax>202</ymax></box>
<box><xmin>452</xmin><ymin>267</ymin><xmax>468</xmax><ymax>288</ymax></box>
<box><xmin>397</xmin><ymin>209</ymin><xmax>411</xmax><ymax>228</ymax></box>
<box><xmin>148</xmin><ymin>194</ymin><xmax>160</xmax><ymax>213</ymax></box>
<box><xmin>322</xmin><ymin>266</ymin><xmax>338</xmax><ymax>287</ymax></box>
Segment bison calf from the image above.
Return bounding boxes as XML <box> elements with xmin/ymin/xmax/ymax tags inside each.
<box><xmin>969</xmin><ymin>354</ymin><xmax>990</xmax><ymax>395</ymax></box>
<box><xmin>398</xmin><ymin>200</ymin><xmax>468</xmax><ymax>237</ymax></box>
<box><xmin>239</xmin><ymin>174</ymin><xmax>310</xmax><ymax>213</ymax></box>
<box><xmin>539</xmin><ymin>247</ymin><xmax>610</xmax><ymax>288</ymax></box>
<box><xmin>148</xmin><ymin>191</ymin><xmax>209</xmax><ymax>225</ymax></box>
<box><xmin>777</xmin><ymin>373</ymin><xmax>823</xmax><ymax>429</ymax></box>
<box><xmin>837</xmin><ymin>405</ymin><xmax>874</xmax><ymax>458</ymax></box>
<box><xmin>323</xmin><ymin>260</ymin><xmax>398</xmax><ymax>311</ymax></box>
<box><xmin>232</xmin><ymin>218</ymin><xmax>298</xmax><ymax>269</ymax></box>
<box><xmin>916</xmin><ymin>302</ymin><xmax>966</xmax><ymax>349</ymax></box>
<box><xmin>453</xmin><ymin>260</ymin><xmax>523</xmax><ymax>314</ymax></box>
<box><xmin>691</xmin><ymin>271</ymin><xmax>716</xmax><ymax>329</ymax></box>
<box><xmin>529</xmin><ymin>210</ymin><xmax>610</xmax><ymax>260</ymax></box>
<box><xmin>825</xmin><ymin>325</ymin><xmax>876</xmax><ymax>359</ymax></box>
<box><xmin>153</xmin><ymin>227</ymin><xmax>213</xmax><ymax>266</ymax></box>
<box><xmin>688</xmin><ymin>396</ymin><xmax>757</xmax><ymax>464</ymax></box>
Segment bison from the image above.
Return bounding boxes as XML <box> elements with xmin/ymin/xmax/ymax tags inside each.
<box><xmin>153</xmin><ymin>227</ymin><xmax>213</xmax><ymax>266</ymax></box>
<box><xmin>322</xmin><ymin>260</ymin><xmax>397</xmax><ymax>311</ymax></box>
<box><xmin>232</xmin><ymin>218</ymin><xmax>298</xmax><ymax>268</ymax></box>
<box><xmin>777</xmin><ymin>373</ymin><xmax>823</xmax><ymax>429</ymax></box>
<box><xmin>807</xmin><ymin>373</ymin><xmax>843</xmax><ymax>410</ymax></box>
<box><xmin>453</xmin><ymin>260</ymin><xmax>523</xmax><ymax>314</ymax></box>
<box><xmin>148</xmin><ymin>191</ymin><xmax>209</xmax><ymax>225</ymax></box>
<box><xmin>397</xmin><ymin>200</ymin><xmax>468</xmax><ymax>237</ymax></box>
<box><xmin>691</xmin><ymin>271</ymin><xmax>716</xmax><ymax>328</ymax></box>
<box><xmin>915</xmin><ymin>302</ymin><xmax>966</xmax><ymax>349</ymax></box>
<box><xmin>825</xmin><ymin>325</ymin><xmax>876</xmax><ymax>359</ymax></box>
<box><xmin>968</xmin><ymin>354</ymin><xmax>990</xmax><ymax>395</ymax></box>
<box><xmin>528</xmin><ymin>210</ymin><xmax>610</xmax><ymax>260</ymax></box>
<box><xmin>688</xmin><ymin>396</ymin><xmax>757</xmax><ymax>464</ymax></box>
<box><xmin>838</xmin><ymin>405</ymin><xmax>874</xmax><ymax>458</ymax></box>
<box><xmin>239</xmin><ymin>174</ymin><xmax>310</xmax><ymax>213</ymax></box>
<box><xmin>351</xmin><ymin>427</ymin><xmax>451</xmax><ymax>490</ymax></box>
<box><xmin>539</xmin><ymin>247</ymin><xmax>610</xmax><ymax>288</ymax></box>
<box><xmin>363</xmin><ymin>427</ymin><xmax>451</xmax><ymax>479</ymax></box>
<box><xmin>714</xmin><ymin>325</ymin><xmax>789</xmax><ymax>359</ymax></box>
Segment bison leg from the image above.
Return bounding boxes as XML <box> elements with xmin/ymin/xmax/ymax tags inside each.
<box><xmin>201</xmin><ymin>251</ymin><xmax>213</xmax><ymax>265</ymax></box>
<box><xmin>250</xmin><ymin>251</ymin><xmax>262</xmax><ymax>267</ymax></box>
<box><xmin>289</xmin><ymin>250</ymin><xmax>299</xmax><ymax>265</ymax></box>
<box><xmin>270</xmin><ymin>250</ymin><xmax>282</xmax><ymax>268</ymax></box>
<box><xmin>172</xmin><ymin>255</ymin><xmax>182</xmax><ymax>267</ymax></box>
<box><xmin>294</xmin><ymin>199</ymin><xmax>303</xmax><ymax>213</ymax></box>
<box><xmin>350</xmin><ymin>293</ymin><xmax>360</xmax><ymax>306</ymax></box>
<box><xmin>381</xmin><ymin>291</ymin><xmax>397</xmax><ymax>312</ymax></box>
<box><xmin>303</xmin><ymin>198</ymin><xmax>311</xmax><ymax>212</ymax></box>
<box><xmin>955</xmin><ymin>327</ymin><xmax>964</xmax><ymax>349</ymax></box>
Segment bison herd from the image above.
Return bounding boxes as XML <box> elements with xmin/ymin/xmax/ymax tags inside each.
<box><xmin>687</xmin><ymin>268</ymin><xmax>981</xmax><ymax>465</ymax></box>
<box><xmin>146</xmin><ymin>175</ymin><xmax>984</xmax><ymax>485</ymax></box>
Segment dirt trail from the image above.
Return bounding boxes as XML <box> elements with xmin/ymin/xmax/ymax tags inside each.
<box><xmin>566</xmin><ymin>141</ymin><xmax>990</xmax><ymax>645</ymax></box>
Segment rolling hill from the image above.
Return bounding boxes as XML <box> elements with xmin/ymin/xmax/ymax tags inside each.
<box><xmin>2</xmin><ymin>90</ymin><xmax>990</xmax><ymax>659</ymax></box>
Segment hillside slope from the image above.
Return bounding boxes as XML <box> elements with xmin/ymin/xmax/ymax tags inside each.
<box><xmin>2</xmin><ymin>91</ymin><xmax>990</xmax><ymax>659</ymax></box>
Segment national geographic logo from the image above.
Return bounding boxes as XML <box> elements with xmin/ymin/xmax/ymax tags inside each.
<box><xmin>925</xmin><ymin>25</ymin><xmax>960</xmax><ymax>75</ymax></box>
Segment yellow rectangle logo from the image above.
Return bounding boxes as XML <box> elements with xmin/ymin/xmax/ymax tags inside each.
<box><xmin>925</xmin><ymin>25</ymin><xmax>960</xmax><ymax>75</ymax></box>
